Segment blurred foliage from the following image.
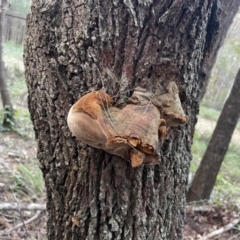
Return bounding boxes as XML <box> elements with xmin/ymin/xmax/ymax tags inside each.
<box><xmin>0</xmin><ymin>41</ymin><xmax>33</xmax><ymax>136</ymax></box>
<box><xmin>9</xmin><ymin>0</ymin><xmax>32</xmax><ymax>15</ymax></box>
<box><xmin>199</xmin><ymin>106</ymin><xmax>220</xmax><ymax>122</ymax></box>
<box><xmin>4</xmin><ymin>40</ymin><xmax>23</xmax><ymax>60</ymax></box>
<box><xmin>199</xmin><ymin>106</ymin><xmax>240</xmax><ymax>131</ymax></box>
<box><xmin>202</xmin><ymin>12</ymin><xmax>240</xmax><ymax>110</ymax></box>
<box><xmin>1</xmin><ymin>105</ymin><xmax>15</xmax><ymax>131</ymax></box>
<box><xmin>11</xmin><ymin>164</ymin><xmax>44</xmax><ymax>201</ymax></box>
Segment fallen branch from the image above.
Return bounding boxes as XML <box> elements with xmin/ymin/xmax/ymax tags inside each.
<box><xmin>0</xmin><ymin>203</ymin><xmax>46</xmax><ymax>211</ymax></box>
<box><xmin>2</xmin><ymin>211</ymin><xmax>43</xmax><ymax>236</ymax></box>
<box><xmin>0</xmin><ymin>216</ymin><xmax>12</xmax><ymax>230</ymax></box>
<box><xmin>228</xmin><ymin>232</ymin><xmax>240</xmax><ymax>240</ymax></box>
<box><xmin>0</xmin><ymin>216</ymin><xmax>20</xmax><ymax>239</ymax></box>
<box><xmin>0</xmin><ymin>238</ymin><xmax>21</xmax><ymax>240</ymax></box>
<box><xmin>185</xmin><ymin>205</ymin><xmax>212</xmax><ymax>213</ymax></box>
<box><xmin>185</xmin><ymin>216</ymin><xmax>203</xmax><ymax>235</ymax></box>
<box><xmin>200</xmin><ymin>218</ymin><xmax>240</xmax><ymax>240</ymax></box>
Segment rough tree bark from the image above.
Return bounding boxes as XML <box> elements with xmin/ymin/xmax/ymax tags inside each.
<box><xmin>187</xmin><ymin>67</ymin><xmax>240</xmax><ymax>202</ymax></box>
<box><xmin>0</xmin><ymin>0</ymin><xmax>14</xmax><ymax>128</ymax></box>
<box><xmin>24</xmin><ymin>0</ymin><xmax>221</xmax><ymax>239</ymax></box>
<box><xmin>198</xmin><ymin>0</ymin><xmax>240</xmax><ymax>100</ymax></box>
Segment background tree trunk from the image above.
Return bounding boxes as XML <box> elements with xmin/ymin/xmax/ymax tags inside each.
<box><xmin>24</xmin><ymin>0</ymin><xmax>221</xmax><ymax>239</ymax></box>
<box><xmin>0</xmin><ymin>0</ymin><xmax>14</xmax><ymax>128</ymax></box>
<box><xmin>187</xmin><ymin>66</ymin><xmax>240</xmax><ymax>202</ymax></box>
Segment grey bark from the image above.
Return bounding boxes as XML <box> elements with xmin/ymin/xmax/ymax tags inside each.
<box><xmin>24</xmin><ymin>0</ymin><xmax>221</xmax><ymax>239</ymax></box>
<box><xmin>0</xmin><ymin>0</ymin><xmax>14</xmax><ymax>128</ymax></box>
<box><xmin>187</xmin><ymin>66</ymin><xmax>240</xmax><ymax>202</ymax></box>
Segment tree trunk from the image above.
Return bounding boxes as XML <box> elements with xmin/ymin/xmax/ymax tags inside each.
<box><xmin>198</xmin><ymin>0</ymin><xmax>240</xmax><ymax>100</ymax></box>
<box><xmin>187</xmin><ymin>67</ymin><xmax>240</xmax><ymax>202</ymax></box>
<box><xmin>24</xmin><ymin>0</ymin><xmax>222</xmax><ymax>239</ymax></box>
<box><xmin>0</xmin><ymin>0</ymin><xmax>14</xmax><ymax>129</ymax></box>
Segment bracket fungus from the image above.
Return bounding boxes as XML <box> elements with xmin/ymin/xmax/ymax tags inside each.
<box><xmin>67</xmin><ymin>81</ymin><xmax>188</xmax><ymax>167</ymax></box>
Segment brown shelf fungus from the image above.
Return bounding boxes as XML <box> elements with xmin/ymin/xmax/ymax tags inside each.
<box><xmin>67</xmin><ymin>81</ymin><xmax>188</xmax><ymax>167</ymax></box>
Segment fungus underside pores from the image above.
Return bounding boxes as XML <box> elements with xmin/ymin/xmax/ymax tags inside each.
<box><xmin>67</xmin><ymin>81</ymin><xmax>188</xmax><ymax>167</ymax></box>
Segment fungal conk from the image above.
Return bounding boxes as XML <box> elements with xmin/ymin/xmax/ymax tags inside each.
<box><xmin>67</xmin><ymin>81</ymin><xmax>188</xmax><ymax>167</ymax></box>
